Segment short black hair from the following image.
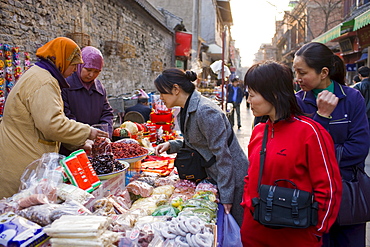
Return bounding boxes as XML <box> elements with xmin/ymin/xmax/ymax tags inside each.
<box><xmin>244</xmin><ymin>61</ymin><xmax>303</xmax><ymax>120</ymax></box>
<box><xmin>353</xmin><ymin>75</ymin><xmax>361</xmax><ymax>83</ymax></box>
<box><xmin>138</xmin><ymin>97</ymin><xmax>148</xmax><ymax>104</ymax></box>
<box><xmin>358</xmin><ymin>66</ymin><xmax>370</xmax><ymax>78</ymax></box>
<box><xmin>231</xmin><ymin>78</ymin><xmax>239</xmax><ymax>83</ymax></box>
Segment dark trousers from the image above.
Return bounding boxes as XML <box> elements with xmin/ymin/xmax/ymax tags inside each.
<box><xmin>228</xmin><ymin>102</ymin><xmax>241</xmax><ymax>127</ymax></box>
<box><xmin>322</xmin><ymin>222</ymin><xmax>366</xmax><ymax>247</ymax></box>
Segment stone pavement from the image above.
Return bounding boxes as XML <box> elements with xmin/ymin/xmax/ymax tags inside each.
<box><xmin>232</xmin><ymin>98</ymin><xmax>370</xmax><ymax>246</ymax></box>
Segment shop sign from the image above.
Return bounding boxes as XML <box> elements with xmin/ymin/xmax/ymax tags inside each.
<box><xmin>339</xmin><ymin>38</ymin><xmax>353</xmax><ymax>53</ymax></box>
<box><xmin>358</xmin><ymin>25</ymin><xmax>370</xmax><ymax>48</ymax></box>
<box><xmin>346</xmin><ymin>63</ymin><xmax>357</xmax><ymax>72</ymax></box>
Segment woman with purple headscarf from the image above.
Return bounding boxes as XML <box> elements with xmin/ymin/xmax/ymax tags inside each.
<box><xmin>60</xmin><ymin>46</ymin><xmax>113</xmax><ymax>156</ymax></box>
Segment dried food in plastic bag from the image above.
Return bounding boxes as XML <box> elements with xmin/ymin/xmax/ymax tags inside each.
<box><xmin>126</xmin><ymin>180</ymin><xmax>154</xmax><ymax>197</ymax></box>
<box><xmin>0</xmin><ymin>199</ymin><xmax>19</xmax><ymax>215</ymax></box>
<box><xmin>154</xmin><ymin>177</ymin><xmax>176</xmax><ymax>187</ymax></box>
<box><xmin>195</xmin><ymin>180</ymin><xmax>218</xmax><ymax>194</ymax></box>
<box><xmin>56</xmin><ymin>183</ymin><xmax>94</xmax><ymax>204</ymax></box>
<box><xmin>49</xmin><ymin>200</ymin><xmax>92</xmax><ymax>222</ymax></box>
<box><xmin>182</xmin><ymin>198</ymin><xmax>218</xmax><ymax>211</ymax></box>
<box><xmin>151</xmin><ymin>205</ymin><xmax>179</xmax><ymax>217</ymax></box>
<box><xmin>152</xmin><ymin>185</ymin><xmax>175</xmax><ymax>198</ymax></box>
<box><xmin>17</xmin><ymin>194</ymin><xmax>49</xmax><ymax>209</ymax></box>
<box><xmin>92</xmin><ymin>137</ymin><xmax>112</xmax><ymax>157</ymax></box>
<box><xmin>18</xmin><ymin>203</ymin><xmax>60</xmax><ymax>226</ymax></box>
<box><xmin>114</xmin><ymin>188</ymin><xmax>132</xmax><ymax>210</ymax></box>
<box><xmin>16</xmin><ymin>152</ymin><xmax>64</xmax><ymax>203</ymax></box>
<box><xmin>174</xmin><ymin>179</ymin><xmax>196</xmax><ymax>188</ymax></box>
<box><xmin>193</xmin><ymin>191</ymin><xmax>218</xmax><ymax>202</ymax></box>
<box><xmin>92</xmin><ymin>198</ymin><xmax>116</xmax><ymax>216</ymax></box>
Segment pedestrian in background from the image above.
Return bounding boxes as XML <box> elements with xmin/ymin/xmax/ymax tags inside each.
<box><xmin>294</xmin><ymin>42</ymin><xmax>370</xmax><ymax>247</ymax></box>
<box><xmin>353</xmin><ymin>66</ymin><xmax>370</xmax><ymax>129</ymax></box>
<box><xmin>60</xmin><ymin>46</ymin><xmax>114</xmax><ymax>156</ymax></box>
<box><xmin>352</xmin><ymin>74</ymin><xmax>361</xmax><ymax>85</ymax></box>
<box><xmin>125</xmin><ymin>96</ymin><xmax>152</xmax><ymax>122</ymax></box>
<box><xmin>241</xmin><ymin>61</ymin><xmax>342</xmax><ymax>246</ymax></box>
<box><xmin>227</xmin><ymin>78</ymin><xmax>244</xmax><ymax>129</ymax></box>
<box><xmin>244</xmin><ymin>84</ymin><xmax>250</xmax><ymax>109</ymax></box>
<box><xmin>153</xmin><ymin>68</ymin><xmax>248</xmax><ymax>226</ymax></box>
<box><xmin>0</xmin><ymin>37</ymin><xmax>108</xmax><ymax>198</ymax></box>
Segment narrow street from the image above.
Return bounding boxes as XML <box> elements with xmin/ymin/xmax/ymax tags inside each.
<box><xmin>234</xmin><ymin>98</ymin><xmax>370</xmax><ymax>246</ymax></box>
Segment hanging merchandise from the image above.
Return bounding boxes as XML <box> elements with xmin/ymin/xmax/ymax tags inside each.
<box><xmin>24</xmin><ymin>52</ymin><xmax>31</xmax><ymax>70</ymax></box>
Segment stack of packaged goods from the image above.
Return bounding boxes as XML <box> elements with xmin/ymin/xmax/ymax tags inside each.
<box><xmin>43</xmin><ymin>215</ymin><xmax>121</xmax><ymax>247</ymax></box>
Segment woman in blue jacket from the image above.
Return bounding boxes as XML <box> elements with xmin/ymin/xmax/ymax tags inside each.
<box><xmin>294</xmin><ymin>42</ymin><xmax>370</xmax><ymax>247</ymax></box>
<box><xmin>60</xmin><ymin>46</ymin><xmax>113</xmax><ymax>156</ymax></box>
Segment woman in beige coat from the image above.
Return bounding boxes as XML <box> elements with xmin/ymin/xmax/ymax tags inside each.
<box><xmin>0</xmin><ymin>37</ymin><xmax>108</xmax><ymax>198</ymax></box>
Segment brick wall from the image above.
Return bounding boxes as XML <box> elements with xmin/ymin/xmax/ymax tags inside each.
<box><xmin>0</xmin><ymin>0</ymin><xmax>175</xmax><ymax>95</ymax></box>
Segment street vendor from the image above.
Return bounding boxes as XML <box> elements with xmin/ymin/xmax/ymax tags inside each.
<box><xmin>153</xmin><ymin>68</ymin><xmax>248</xmax><ymax>226</ymax></box>
<box><xmin>60</xmin><ymin>46</ymin><xmax>113</xmax><ymax>156</ymax></box>
<box><xmin>0</xmin><ymin>37</ymin><xmax>108</xmax><ymax>198</ymax></box>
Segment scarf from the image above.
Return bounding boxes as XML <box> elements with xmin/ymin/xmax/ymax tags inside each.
<box><xmin>36</xmin><ymin>37</ymin><xmax>83</xmax><ymax>76</ymax></box>
<box><xmin>77</xmin><ymin>46</ymin><xmax>104</xmax><ymax>90</ymax></box>
<box><xmin>35</xmin><ymin>58</ymin><xmax>70</xmax><ymax>89</ymax></box>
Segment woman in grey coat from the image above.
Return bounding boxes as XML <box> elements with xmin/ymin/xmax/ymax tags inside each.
<box><xmin>154</xmin><ymin>68</ymin><xmax>248</xmax><ymax>225</ymax></box>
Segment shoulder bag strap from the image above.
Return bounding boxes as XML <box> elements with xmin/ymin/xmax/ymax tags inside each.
<box><xmin>257</xmin><ymin>124</ymin><xmax>269</xmax><ymax>193</ymax></box>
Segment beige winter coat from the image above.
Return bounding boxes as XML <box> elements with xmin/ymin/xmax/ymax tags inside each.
<box><xmin>0</xmin><ymin>65</ymin><xmax>91</xmax><ymax>198</ymax></box>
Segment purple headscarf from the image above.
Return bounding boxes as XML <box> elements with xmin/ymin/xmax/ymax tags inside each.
<box><xmin>77</xmin><ymin>46</ymin><xmax>104</xmax><ymax>87</ymax></box>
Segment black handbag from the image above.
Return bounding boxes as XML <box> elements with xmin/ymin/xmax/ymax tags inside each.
<box><xmin>335</xmin><ymin>146</ymin><xmax>370</xmax><ymax>225</ymax></box>
<box><xmin>174</xmin><ymin>130</ymin><xmax>233</xmax><ymax>182</ymax></box>
<box><xmin>252</xmin><ymin>125</ymin><xmax>318</xmax><ymax>228</ymax></box>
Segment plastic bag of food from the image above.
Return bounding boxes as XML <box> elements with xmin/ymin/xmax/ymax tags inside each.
<box><xmin>18</xmin><ymin>203</ymin><xmax>60</xmax><ymax>226</ymax></box>
<box><xmin>17</xmin><ymin>194</ymin><xmax>49</xmax><ymax>209</ymax></box>
<box><xmin>182</xmin><ymin>198</ymin><xmax>218</xmax><ymax>212</ymax></box>
<box><xmin>193</xmin><ymin>191</ymin><xmax>217</xmax><ymax>202</ymax></box>
<box><xmin>151</xmin><ymin>205</ymin><xmax>179</xmax><ymax>217</ymax></box>
<box><xmin>50</xmin><ymin>200</ymin><xmax>92</xmax><ymax>222</ymax></box>
<box><xmin>152</xmin><ymin>185</ymin><xmax>175</xmax><ymax>198</ymax></box>
<box><xmin>195</xmin><ymin>179</ymin><xmax>218</xmax><ymax>194</ymax></box>
<box><xmin>92</xmin><ymin>137</ymin><xmax>112</xmax><ymax>157</ymax></box>
<box><xmin>114</xmin><ymin>188</ymin><xmax>132</xmax><ymax>210</ymax></box>
<box><xmin>114</xmin><ymin>138</ymin><xmax>139</xmax><ymax>144</ymax></box>
<box><xmin>57</xmin><ymin>183</ymin><xmax>94</xmax><ymax>204</ymax></box>
<box><xmin>16</xmin><ymin>152</ymin><xmax>65</xmax><ymax>203</ymax></box>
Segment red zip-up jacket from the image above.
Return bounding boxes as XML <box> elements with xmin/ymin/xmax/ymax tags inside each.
<box><xmin>241</xmin><ymin>116</ymin><xmax>342</xmax><ymax>247</ymax></box>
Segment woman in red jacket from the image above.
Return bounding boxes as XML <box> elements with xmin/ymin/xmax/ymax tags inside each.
<box><xmin>240</xmin><ymin>61</ymin><xmax>342</xmax><ymax>247</ymax></box>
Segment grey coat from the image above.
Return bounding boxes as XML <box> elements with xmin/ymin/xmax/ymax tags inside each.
<box><xmin>168</xmin><ymin>90</ymin><xmax>248</xmax><ymax>225</ymax></box>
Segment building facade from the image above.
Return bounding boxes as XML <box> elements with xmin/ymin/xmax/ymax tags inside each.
<box><xmin>0</xmin><ymin>0</ymin><xmax>175</xmax><ymax>96</ymax></box>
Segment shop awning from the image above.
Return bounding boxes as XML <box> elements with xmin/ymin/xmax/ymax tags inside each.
<box><xmin>354</xmin><ymin>9</ymin><xmax>370</xmax><ymax>31</ymax></box>
<box><xmin>312</xmin><ymin>24</ymin><xmax>342</xmax><ymax>44</ymax></box>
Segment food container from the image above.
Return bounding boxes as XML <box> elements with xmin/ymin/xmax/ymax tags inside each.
<box><xmin>97</xmin><ymin>161</ymin><xmax>129</xmax><ymax>180</ymax></box>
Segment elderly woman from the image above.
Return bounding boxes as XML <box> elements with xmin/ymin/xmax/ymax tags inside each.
<box><xmin>0</xmin><ymin>37</ymin><xmax>108</xmax><ymax>198</ymax></box>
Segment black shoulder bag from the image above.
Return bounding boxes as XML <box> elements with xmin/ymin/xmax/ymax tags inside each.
<box><xmin>335</xmin><ymin>145</ymin><xmax>370</xmax><ymax>225</ymax></box>
<box><xmin>174</xmin><ymin>130</ymin><xmax>234</xmax><ymax>183</ymax></box>
<box><xmin>252</xmin><ymin>124</ymin><xmax>318</xmax><ymax>228</ymax></box>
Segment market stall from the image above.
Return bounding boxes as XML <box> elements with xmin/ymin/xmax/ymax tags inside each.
<box><xmin>0</xmin><ymin>119</ymin><xmax>227</xmax><ymax>246</ymax></box>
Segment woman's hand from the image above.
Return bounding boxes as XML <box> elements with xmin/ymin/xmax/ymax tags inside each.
<box><xmin>89</xmin><ymin>127</ymin><xmax>109</xmax><ymax>140</ymax></box>
<box><xmin>154</xmin><ymin>142</ymin><xmax>170</xmax><ymax>156</ymax></box>
<box><xmin>223</xmin><ymin>203</ymin><xmax>232</xmax><ymax>214</ymax></box>
<box><xmin>82</xmin><ymin>139</ymin><xmax>94</xmax><ymax>154</ymax></box>
<box><xmin>316</xmin><ymin>90</ymin><xmax>338</xmax><ymax>118</ymax></box>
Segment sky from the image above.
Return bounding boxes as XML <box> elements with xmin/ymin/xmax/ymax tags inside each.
<box><xmin>230</xmin><ymin>0</ymin><xmax>292</xmax><ymax>67</ymax></box>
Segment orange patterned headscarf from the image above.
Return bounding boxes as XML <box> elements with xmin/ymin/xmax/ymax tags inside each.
<box><xmin>36</xmin><ymin>37</ymin><xmax>83</xmax><ymax>74</ymax></box>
